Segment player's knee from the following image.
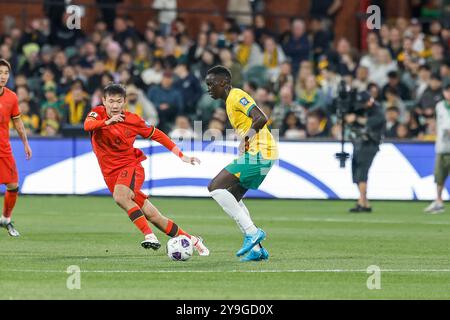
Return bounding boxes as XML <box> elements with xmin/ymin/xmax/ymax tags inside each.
<box><xmin>6</xmin><ymin>183</ymin><xmax>19</xmax><ymax>191</ymax></box>
<box><xmin>113</xmin><ymin>191</ymin><xmax>131</xmax><ymax>206</ymax></box>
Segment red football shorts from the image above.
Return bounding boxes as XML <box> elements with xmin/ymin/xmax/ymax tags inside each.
<box><xmin>104</xmin><ymin>165</ymin><xmax>148</xmax><ymax>207</ymax></box>
<box><xmin>0</xmin><ymin>155</ymin><xmax>18</xmax><ymax>184</ymax></box>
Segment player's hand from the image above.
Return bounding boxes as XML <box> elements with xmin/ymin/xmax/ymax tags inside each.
<box><xmin>238</xmin><ymin>137</ymin><xmax>250</xmax><ymax>155</ymax></box>
<box><xmin>181</xmin><ymin>155</ymin><xmax>201</xmax><ymax>165</ymax></box>
<box><xmin>106</xmin><ymin>114</ymin><xmax>125</xmax><ymax>125</ymax></box>
<box><xmin>24</xmin><ymin>144</ymin><xmax>32</xmax><ymax>160</ymax></box>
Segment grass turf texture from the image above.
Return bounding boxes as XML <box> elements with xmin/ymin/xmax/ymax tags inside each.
<box><xmin>0</xmin><ymin>196</ymin><xmax>449</xmax><ymax>299</ymax></box>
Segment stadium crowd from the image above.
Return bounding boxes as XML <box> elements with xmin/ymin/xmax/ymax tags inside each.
<box><xmin>0</xmin><ymin>3</ymin><xmax>449</xmax><ymax>141</ymax></box>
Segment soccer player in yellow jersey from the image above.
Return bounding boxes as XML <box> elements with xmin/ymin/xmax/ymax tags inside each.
<box><xmin>205</xmin><ymin>65</ymin><xmax>278</xmax><ymax>262</ymax></box>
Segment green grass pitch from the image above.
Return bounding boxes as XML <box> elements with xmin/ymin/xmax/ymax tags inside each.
<box><xmin>0</xmin><ymin>196</ymin><xmax>449</xmax><ymax>299</ymax></box>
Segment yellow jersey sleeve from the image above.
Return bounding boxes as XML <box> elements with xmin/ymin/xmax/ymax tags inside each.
<box><xmin>232</xmin><ymin>90</ymin><xmax>257</xmax><ymax>116</ymax></box>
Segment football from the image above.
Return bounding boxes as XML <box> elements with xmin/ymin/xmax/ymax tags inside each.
<box><xmin>166</xmin><ymin>235</ymin><xmax>193</xmax><ymax>261</ymax></box>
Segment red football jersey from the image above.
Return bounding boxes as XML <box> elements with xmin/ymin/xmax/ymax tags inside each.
<box><xmin>85</xmin><ymin>105</ymin><xmax>154</xmax><ymax>176</ymax></box>
<box><xmin>0</xmin><ymin>87</ymin><xmax>20</xmax><ymax>157</ymax></box>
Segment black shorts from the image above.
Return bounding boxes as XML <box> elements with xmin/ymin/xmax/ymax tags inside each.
<box><xmin>352</xmin><ymin>147</ymin><xmax>378</xmax><ymax>183</ymax></box>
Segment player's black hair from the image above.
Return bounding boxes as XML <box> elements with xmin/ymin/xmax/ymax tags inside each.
<box><xmin>207</xmin><ymin>65</ymin><xmax>232</xmax><ymax>80</ymax></box>
<box><xmin>103</xmin><ymin>82</ymin><xmax>127</xmax><ymax>98</ymax></box>
<box><xmin>0</xmin><ymin>59</ymin><xmax>11</xmax><ymax>71</ymax></box>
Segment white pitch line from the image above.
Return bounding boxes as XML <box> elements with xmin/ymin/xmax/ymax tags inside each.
<box><xmin>3</xmin><ymin>269</ymin><xmax>450</xmax><ymax>273</ymax></box>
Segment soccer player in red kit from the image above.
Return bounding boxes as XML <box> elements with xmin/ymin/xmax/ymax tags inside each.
<box><xmin>0</xmin><ymin>59</ymin><xmax>32</xmax><ymax>237</ymax></box>
<box><xmin>84</xmin><ymin>83</ymin><xmax>209</xmax><ymax>255</ymax></box>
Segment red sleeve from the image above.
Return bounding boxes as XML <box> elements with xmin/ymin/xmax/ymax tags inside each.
<box><xmin>151</xmin><ymin>128</ymin><xmax>184</xmax><ymax>158</ymax></box>
<box><xmin>135</xmin><ymin>116</ymin><xmax>154</xmax><ymax>138</ymax></box>
<box><xmin>11</xmin><ymin>93</ymin><xmax>20</xmax><ymax>119</ymax></box>
<box><xmin>84</xmin><ymin>109</ymin><xmax>106</xmax><ymax>131</ymax></box>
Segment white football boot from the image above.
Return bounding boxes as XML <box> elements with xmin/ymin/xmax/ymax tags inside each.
<box><xmin>0</xmin><ymin>220</ymin><xmax>20</xmax><ymax>237</ymax></box>
<box><xmin>192</xmin><ymin>236</ymin><xmax>210</xmax><ymax>256</ymax></box>
<box><xmin>141</xmin><ymin>233</ymin><xmax>161</xmax><ymax>250</ymax></box>
<box><xmin>424</xmin><ymin>201</ymin><xmax>444</xmax><ymax>214</ymax></box>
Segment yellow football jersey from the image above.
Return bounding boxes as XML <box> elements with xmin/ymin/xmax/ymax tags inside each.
<box><xmin>225</xmin><ymin>88</ymin><xmax>278</xmax><ymax>160</ymax></box>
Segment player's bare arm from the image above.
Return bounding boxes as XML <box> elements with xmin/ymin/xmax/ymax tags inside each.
<box><xmin>12</xmin><ymin>117</ymin><xmax>32</xmax><ymax>160</ymax></box>
<box><xmin>239</xmin><ymin>106</ymin><xmax>268</xmax><ymax>155</ymax></box>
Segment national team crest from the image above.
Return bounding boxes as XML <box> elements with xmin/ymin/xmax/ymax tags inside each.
<box><xmin>240</xmin><ymin>97</ymin><xmax>249</xmax><ymax>106</ymax></box>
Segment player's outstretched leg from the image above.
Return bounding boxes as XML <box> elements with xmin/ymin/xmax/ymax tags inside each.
<box><xmin>0</xmin><ymin>184</ymin><xmax>20</xmax><ymax>237</ymax></box>
<box><xmin>113</xmin><ymin>185</ymin><xmax>160</xmax><ymax>250</ymax></box>
<box><xmin>141</xmin><ymin>199</ymin><xmax>210</xmax><ymax>256</ymax></box>
<box><xmin>208</xmin><ymin>169</ymin><xmax>265</xmax><ymax>257</ymax></box>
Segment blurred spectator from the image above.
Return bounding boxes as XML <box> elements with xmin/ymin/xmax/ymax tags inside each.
<box><xmin>382</xmin><ymin>71</ymin><xmax>411</xmax><ymax>101</ymax></box>
<box><xmin>40</xmin><ymin>107</ymin><xmax>61</xmax><ymax>137</ymax></box>
<box><xmin>192</xmin><ymin>49</ymin><xmax>219</xmax><ymax>80</ymax></box>
<box><xmin>272</xmin><ymin>60</ymin><xmax>294</xmax><ymax>93</ymax></box>
<box><xmin>297</xmin><ymin>74</ymin><xmax>326</xmax><ymax>111</ymax></box>
<box><xmin>353</xmin><ymin>65</ymin><xmax>370</xmax><ymax>93</ymax></box>
<box><xmin>427</xmin><ymin>41</ymin><xmax>445</xmax><ymax>74</ymax></box>
<box><xmin>169</xmin><ymin>115</ymin><xmax>199</xmax><ymax>140</ymax></box>
<box><xmin>273</xmin><ymin>85</ymin><xmax>305</xmax><ymax>129</ymax></box>
<box><xmin>104</xmin><ymin>41</ymin><xmax>122</xmax><ymax>74</ymax></box>
<box><xmin>415</xmin><ymin>64</ymin><xmax>432</xmax><ymax>100</ymax></box>
<box><xmin>281</xmin><ymin>112</ymin><xmax>306</xmax><ymax>140</ymax></box>
<box><xmin>309</xmin><ymin>0</ymin><xmax>342</xmax><ymax>19</ymax></box>
<box><xmin>18</xmin><ymin>43</ymin><xmax>41</xmax><ymax>80</ymax></box>
<box><xmin>203</xmin><ymin>117</ymin><xmax>225</xmax><ymax>141</ymax></box>
<box><xmin>49</xmin><ymin>11</ymin><xmax>84</xmax><ymax>49</ymax></box>
<box><xmin>97</xmin><ymin>0</ymin><xmax>123</xmax><ymax>31</ymax></box>
<box><xmin>406</xmin><ymin>111</ymin><xmax>425</xmax><ymax>139</ymax></box>
<box><xmin>305</xmin><ymin>109</ymin><xmax>329</xmax><ymax>138</ymax></box>
<box><xmin>234</xmin><ymin>28</ymin><xmax>263</xmax><ymax>71</ymax></box>
<box><xmin>396</xmin><ymin>123</ymin><xmax>410</xmax><ymax>139</ymax></box>
<box><xmin>253</xmin><ymin>14</ymin><xmax>273</xmax><ymax>47</ymax></box>
<box><xmin>310</xmin><ymin>18</ymin><xmax>332</xmax><ymax>63</ymax></box>
<box><xmin>15</xmin><ymin>100</ymin><xmax>40</xmax><ymax>136</ymax></box>
<box><xmin>152</xmin><ymin>0</ymin><xmax>177</xmax><ymax>36</ymax></box>
<box><xmin>328</xmin><ymin>38</ymin><xmax>357</xmax><ymax>76</ymax></box>
<box><xmin>418</xmin><ymin>73</ymin><xmax>443</xmax><ymax>111</ymax></box>
<box><xmin>368</xmin><ymin>48</ymin><xmax>398</xmax><ymax>87</ymax></box>
<box><xmin>219</xmin><ymin>48</ymin><xmax>243</xmax><ymax>88</ymax></box>
<box><xmin>282</xmin><ymin>18</ymin><xmax>310</xmax><ymax>76</ymax></box>
<box><xmin>173</xmin><ymin>63</ymin><xmax>203</xmax><ymax>116</ymax></box>
<box><xmin>383</xmin><ymin>87</ymin><xmax>406</xmax><ymax>120</ymax></box>
<box><xmin>147</xmin><ymin>70</ymin><xmax>183</xmax><ymax>133</ymax></box>
<box><xmin>187</xmin><ymin>32</ymin><xmax>208</xmax><ymax>67</ymax></box>
<box><xmin>227</xmin><ymin>0</ymin><xmax>252</xmax><ymax>27</ymax></box>
<box><xmin>125</xmin><ymin>84</ymin><xmax>159</xmax><ymax>126</ymax></box>
<box><xmin>384</xmin><ymin>106</ymin><xmax>401</xmax><ymax>138</ymax></box>
<box><xmin>16</xmin><ymin>85</ymin><xmax>39</xmax><ymax>115</ymax></box>
<box><xmin>41</xmin><ymin>83</ymin><xmax>64</xmax><ymax>119</ymax></box>
<box><xmin>262</xmin><ymin>36</ymin><xmax>286</xmax><ymax>80</ymax></box>
<box><xmin>63</xmin><ymin>81</ymin><xmax>90</xmax><ymax>125</ymax></box>
<box><xmin>141</xmin><ymin>58</ymin><xmax>164</xmax><ymax>86</ymax></box>
<box><xmin>388</xmin><ymin>27</ymin><xmax>403</xmax><ymax>60</ymax></box>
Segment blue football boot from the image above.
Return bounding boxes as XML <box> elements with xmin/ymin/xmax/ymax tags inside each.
<box><xmin>236</xmin><ymin>228</ymin><xmax>266</xmax><ymax>257</ymax></box>
<box><xmin>240</xmin><ymin>246</ymin><xmax>269</xmax><ymax>262</ymax></box>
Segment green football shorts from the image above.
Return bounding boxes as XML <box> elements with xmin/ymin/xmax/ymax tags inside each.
<box><xmin>225</xmin><ymin>152</ymin><xmax>276</xmax><ymax>190</ymax></box>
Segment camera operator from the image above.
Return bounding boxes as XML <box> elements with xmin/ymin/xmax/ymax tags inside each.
<box><xmin>345</xmin><ymin>91</ymin><xmax>385</xmax><ymax>213</ymax></box>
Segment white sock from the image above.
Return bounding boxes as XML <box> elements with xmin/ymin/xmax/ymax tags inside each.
<box><xmin>210</xmin><ymin>189</ymin><xmax>258</xmax><ymax>235</ymax></box>
<box><xmin>239</xmin><ymin>200</ymin><xmax>261</xmax><ymax>252</ymax></box>
<box><xmin>0</xmin><ymin>216</ymin><xmax>11</xmax><ymax>224</ymax></box>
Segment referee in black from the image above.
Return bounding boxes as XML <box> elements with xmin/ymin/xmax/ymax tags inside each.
<box><xmin>345</xmin><ymin>91</ymin><xmax>385</xmax><ymax>213</ymax></box>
